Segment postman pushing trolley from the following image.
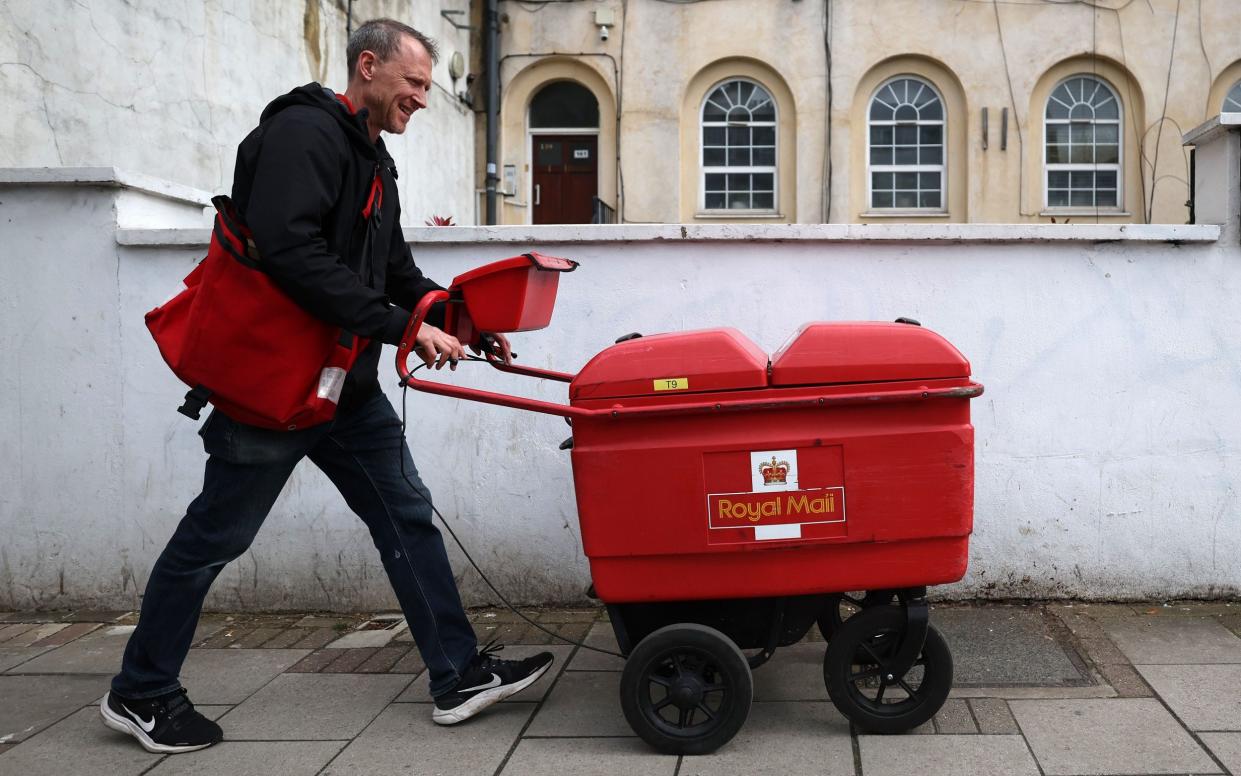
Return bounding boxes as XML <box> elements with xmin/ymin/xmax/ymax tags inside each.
<box><xmin>396</xmin><ymin>252</ymin><xmax>984</xmax><ymax>755</ymax></box>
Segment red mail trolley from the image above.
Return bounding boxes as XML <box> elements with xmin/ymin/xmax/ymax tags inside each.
<box><xmin>397</xmin><ymin>253</ymin><xmax>984</xmax><ymax>754</ymax></box>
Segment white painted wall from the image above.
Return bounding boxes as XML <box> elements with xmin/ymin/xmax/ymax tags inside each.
<box><xmin>1</xmin><ymin>125</ymin><xmax>1238</xmax><ymax>610</ymax></box>
<box><xmin>0</xmin><ymin>0</ymin><xmax>475</xmax><ymax>226</ymax></box>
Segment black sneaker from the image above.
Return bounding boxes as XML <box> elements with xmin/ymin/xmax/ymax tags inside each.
<box><xmin>432</xmin><ymin>642</ymin><xmax>554</xmax><ymax>725</ymax></box>
<box><xmin>100</xmin><ymin>688</ymin><xmax>222</xmax><ymax>753</ymax></box>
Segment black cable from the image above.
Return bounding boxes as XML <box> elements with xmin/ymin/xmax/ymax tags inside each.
<box><xmin>397</xmin><ymin>358</ymin><xmax>623</xmax><ymax>658</ymax></box>
<box><xmin>1147</xmin><ymin>0</ymin><xmax>1181</xmax><ymax>222</ymax></box>
<box><xmin>991</xmin><ymin>0</ymin><xmax>1032</xmax><ymax>216</ymax></box>
<box><xmin>1196</xmin><ymin>0</ymin><xmax>1214</xmax><ymax>119</ymax></box>
<box><xmin>822</xmin><ymin>0</ymin><xmax>833</xmax><ymax>223</ymax></box>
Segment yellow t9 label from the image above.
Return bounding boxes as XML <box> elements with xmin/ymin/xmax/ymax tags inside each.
<box><xmin>653</xmin><ymin>377</ymin><xmax>689</xmax><ymax>392</ymax></box>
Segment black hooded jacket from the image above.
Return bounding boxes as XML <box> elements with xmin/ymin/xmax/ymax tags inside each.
<box><xmin>230</xmin><ymin>83</ymin><xmax>443</xmax><ymax>412</ymax></box>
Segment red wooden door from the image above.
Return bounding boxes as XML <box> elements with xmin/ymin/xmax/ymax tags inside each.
<box><xmin>532</xmin><ymin>134</ymin><xmax>598</xmax><ymax>224</ymax></box>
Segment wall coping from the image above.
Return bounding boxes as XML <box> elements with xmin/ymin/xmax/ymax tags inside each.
<box><xmin>0</xmin><ymin>167</ymin><xmax>213</xmax><ymax>207</ymax></box>
<box><xmin>117</xmin><ymin>221</ymin><xmax>1221</xmax><ymax>248</ymax></box>
<box><xmin>1182</xmin><ymin>113</ymin><xmax>1241</xmax><ymax>146</ymax></box>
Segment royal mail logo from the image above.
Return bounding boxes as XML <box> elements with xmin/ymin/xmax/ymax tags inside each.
<box><xmin>751</xmin><ymin>449</ymin><xmax>798</xmax><ymax>492</ymax></box>
<box><xmin>758</xmin><ymin>456</ymin><xmax>790</xmax><ymax>486</ymax></box>
<box><xmin>707</xmin><ymin>487</ymin><xmax>845</xmax><ymax>530</ymax></box>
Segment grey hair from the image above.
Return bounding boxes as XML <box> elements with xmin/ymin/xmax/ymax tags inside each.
<box><xmin>347</xmin><ymin>18</ymin><xmax>439</xmax><ymax>77</ymax></box>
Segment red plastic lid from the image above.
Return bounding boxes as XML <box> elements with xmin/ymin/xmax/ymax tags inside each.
<box><xmin>769</xmin><ymin>322</ymin><xmax>970</xmax><ymax>386</ymax></box>
<box><xmin>449</xmin><ymin>253</ymin><xmax>577</xmax><ymax>290</ymax></box>
<box><xmin>450</xmin><ymin>256</ymin><xmax>530</xmax><ymax>289</ymax></box>
<box><xmin>572</xmin><ymin>328</ymin><xmax>769</xmax><ymax>400</ymax></box>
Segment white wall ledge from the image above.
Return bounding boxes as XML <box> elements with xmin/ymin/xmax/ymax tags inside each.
<box><xmin>116</xmin><ymin>221</ymin><xmax>1221</xmax><ymax>248</ymax></box>
<box><xmin>0</xmin><ymin>166</ymin><xmax>213</xmax><ymax>207</ymax></box>
<box><xmin>1182</xmin><ymin>113</ymin><xmax>1241</xmax><ymax>146</ymax></box>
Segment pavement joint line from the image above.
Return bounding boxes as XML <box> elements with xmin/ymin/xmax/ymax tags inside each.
<box><xmin>673</xmin><ymin>753</ymin><xmax>683</xmax><ymax>776</ymax></box>
<box><xmin>518</xmin><ymin>734</ymin><xmax>640</xmax><ymax>739</ymax></box>
<box><xmin>490</xmin><ymin>635</ymin><xmax>583</xmax><ymax>776</ymax></box>
<box><xmin>963</xmin><ymin>696</ymin><xmax>983</xmax><ymax>733</ymax></box>
<box><xmin>312</xmin><ymin>672</ymin><xmax>416</xmax><ymax>776</ymax></box>
<box><xmin>1039</xmin><ymin>606</ymin><xmax>1096</xmax><ymax>685</ymax></box>
<box><xmin>1144</xmin><ymin>685</ymin><xmax>1232</xmax><ymax>776</ymax></box>
<box><xmin>1011</xmin><ymin>705</ymin><xmax>1050</xmax><ymax>776</ymax></box>
<box><xmin>0</xmin><ymin>649</ymin><xmax>54</xmax><ymax>674</ymax></box>
<box><xmin>849</xmin><ymin>721</ymin><xmax>862</xmax><ymax>776</ymax></box>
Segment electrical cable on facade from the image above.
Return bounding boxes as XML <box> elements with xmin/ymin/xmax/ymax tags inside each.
<box><xmin>1147</xmin><ymin>0</ymin><xmax>1181</xmax><ymax>222</ymax></box>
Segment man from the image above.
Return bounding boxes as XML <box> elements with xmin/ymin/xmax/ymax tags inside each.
<box><xmin>100</xmin><ymin>19</ymin><xmax>553</xmax><ymax>754</ymax></box>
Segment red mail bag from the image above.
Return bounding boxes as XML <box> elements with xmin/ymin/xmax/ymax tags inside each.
<box><xmin>145</xmin><ymin>196</ymin><xmax>368</xmax><ymax>430</ymax></box>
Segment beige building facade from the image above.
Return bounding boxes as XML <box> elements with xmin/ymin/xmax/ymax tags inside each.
<box><xmin>478</xmin><ymin>0</ymin><xmax>1241</xmax><ymax>225</ymax></box>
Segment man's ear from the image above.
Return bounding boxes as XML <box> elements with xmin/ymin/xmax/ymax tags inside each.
<box><xmin>355</xmin><ymin>50</ymin><xmax>378</xmax><ymax>81</ymax></box>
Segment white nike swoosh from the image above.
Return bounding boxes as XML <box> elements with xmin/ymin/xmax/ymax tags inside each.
<box><xmin>457</xmin><ymin>673</ymin><xmax>502</xmax><ymax>693</ymax></box>
<box><xmin>123</xmin><ymin>704</ymin><xmax>156</xmax><ymax>733</ymax></box>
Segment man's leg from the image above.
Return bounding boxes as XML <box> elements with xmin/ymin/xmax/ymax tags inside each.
<box><xmin>111</xmin><ymin>453</ymin><xmax>300</xmax><ymax>697</ymax></box>
<box><xmin>307</xmin><ymin>392</ymin><xmax>478</xmax><ymax>696</ymax></box>
<box><xmin>105</xmin><ymin>411</ymin><xmax>313</xmax><ymax>752</ymax></box>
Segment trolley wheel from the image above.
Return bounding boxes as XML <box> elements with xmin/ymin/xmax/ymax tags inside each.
<box><xmin>822</xmin><ymin>605</ymin><xmax>953</xmax><ymax>733</ymax></box>
<box><xmin>817</xmin><ymin>590</ymin><xmax>896</xmax><ymax>641</ymax></box>
<box><xmin>620</xmin><ymin>623</ymin><xmax>753</xmax><ymax>755</ymax></box>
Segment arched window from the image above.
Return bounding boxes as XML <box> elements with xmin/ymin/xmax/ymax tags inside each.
<box><xmin>700</xmin><ymin>79</ymin><xmax>777</xmax><ymax>211</ymax></box>
<box><xmin>530</xmin><ymin>81</ymin><xmax>599</xmax><ymax>128</ymax></box>
<box><xmin>867</xmin><ymin>77</ymin><xmax>945</xmax><ymax>210</ymax></box>
<box><xmin>1044</xmin><ymin>75</ymin><xmax>1121</xmax><ymax>209</ymax></box>
<box><xmin>1225</xmin><ymin>80</ymin><xmax>1241</xmax><ymax>112</ymax></box>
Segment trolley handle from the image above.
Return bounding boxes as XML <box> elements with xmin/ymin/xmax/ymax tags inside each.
<box><xmin>396</xmin><ymin>290</ymin><xmax>594</xmax><ymax>419</ymax></box>
<box><xmin>398</xmin><ymin>296</ymin><xmax>985</xmax><ymax>420</ymax></box>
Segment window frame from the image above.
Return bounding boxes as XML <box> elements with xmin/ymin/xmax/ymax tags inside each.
<box><xmin>1225</xmin><ymin>80</ymin><xmax>1241</xmax><ymax>113</ymax></box>
<box><xmin>698</xmin><ymin>77</ymin><xmax>779</xmax><ymax>215</ymax></box>
<box><xmin>865</xmin><ymin>75</ymin><xmax>948</xmax><ymax>215</ymax></box>
<box><xmin>1042</xmin><ymin>74</ymin><xmax>1124</xmax><ymax>213</ymax></box>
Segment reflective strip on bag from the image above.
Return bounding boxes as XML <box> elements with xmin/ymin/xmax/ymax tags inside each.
<box><xmin>317</xmin><ymin>367</ymin><xmax>347</xmax><ymax>404</ymax></box>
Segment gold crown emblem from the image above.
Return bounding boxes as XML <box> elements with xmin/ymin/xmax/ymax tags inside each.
<box><xmin>759</xmin><ymin>456</ymin><xmax>790</xmax><ymax>484</ymax></box>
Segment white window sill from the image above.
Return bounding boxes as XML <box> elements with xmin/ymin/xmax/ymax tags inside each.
<box><xmin>695</xmin><ymin>211</ymin><xmax>785</xmax><ymax>219</ymax></box>
<box><xmin>860</xmin><ymin>210</ymin><xmax>950</xmax><ymax>219</ymax></box>
<box><xmin>1039</xmin><ymin>209</ymin><xmax>1132</xmax><ymax>217</ymax></box>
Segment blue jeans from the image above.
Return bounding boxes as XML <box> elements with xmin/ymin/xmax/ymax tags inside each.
<box><xmin>111</xmin><ymin>390</ymin><xmax>478</xmax><ymax>699</ymax></box>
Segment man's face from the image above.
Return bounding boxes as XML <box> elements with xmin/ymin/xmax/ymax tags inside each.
<box><xmin>361</xmin><ymin>36</ymin><xmax>431</xmax><ymax>135</ymax></box>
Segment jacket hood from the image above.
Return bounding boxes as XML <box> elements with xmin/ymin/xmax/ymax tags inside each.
<box><xmin>259</xmin><ymin>82</ymin><xmax>383</xmax><ymax>161</ymax></box>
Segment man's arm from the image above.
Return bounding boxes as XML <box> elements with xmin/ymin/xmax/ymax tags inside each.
<box><xmin>245</xmin><ymin>108</ymin><xmax>410</xmax><ymax>345</ymax></box>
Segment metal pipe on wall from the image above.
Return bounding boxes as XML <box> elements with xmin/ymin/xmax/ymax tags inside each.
<box><xmin>484</xmin><ymin>0</ymin><xmax>500</xmax><ymax>225</ymax></box>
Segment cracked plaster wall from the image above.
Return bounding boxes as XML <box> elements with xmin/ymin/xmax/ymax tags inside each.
<box><xmin>0</xmin><ymin>0</ymin><xmax>476</xmax><ymax>225</ymax></box>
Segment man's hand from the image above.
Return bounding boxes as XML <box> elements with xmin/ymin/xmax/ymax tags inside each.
<box><xmin>471</xmin><ymin>333</ymin><xmax>513</xmax><ymax>365</ymax></box>
<box><xmin>414</xmin><ymin>324</ymin><xmax>466</xmax><ymax>370</ymax></box>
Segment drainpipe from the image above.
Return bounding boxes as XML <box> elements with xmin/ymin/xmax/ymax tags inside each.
<box><xmin>484</xmin><ymin>0</ymin><xmax>500</xmax><ymax>225</ymax></box>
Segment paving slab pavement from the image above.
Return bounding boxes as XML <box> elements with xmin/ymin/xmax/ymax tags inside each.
<box><xmin>0</xmin><ymin>708</ymin><xmax>164</xmax><ymax>775</ymax></box>
<box><xmin>219</xmin><ymin>673</ymin><xmax>412</xmax><ymax>740</ymax></box>
<box><xmin>1135</xmin><ymin>663</ymin><xmax>1241</xmax><ymax>731</ymax></box>
<box><xmin>523</xmin><ymin>669</ymin><xmax>633</xmax><ymax>737</ymax></box>
<box><xmin>858</xmin><ymin>734</ymin><xmax>1041</xmax><ymax>776</ymax></box>
<box><xmin>0</xmin><ymin>674</ymin><xmax>109</xmax><ymax>744</ymax></box>
<box><xmin>1103</xmin><ymin>616</ymin><xmax>1241</xmax><ymax>664</ymax></box>
<box><xmin>2</xmin><ymin>601</ymin><xmax>1241</xmax><ymax>775</ymax></box>
<box><xmin>1201</xmin><ymin>733</ymin><xmax>1241</xmax><ymax>774</ymax></box>
<box><xmin>0</xmin><ymin>646</ymin><xmax>52</xmax><ymax>672</ymax></box>
<box><xmin>933</xmin><ymin>606</ymin><xmax>1090</xmax><ymax>687</ymax></box>
<box><xmin>143</xmin><ymin>741</ymin><xmax>346</xmax><ymax>776</ymax></box>
<box><xmin>178</xmin><ymin>648</ymin><xmax>312</xmax><ymax>705</ymax></box>
<box><xmin>322</xmin><ymin>702</ymin><xmax>534</xmax><ymax>776</ymax></box>
<box><xmin>678</xmin><ymin>702</ymin><xmax>854</xmax><ymax>776</ymax></box>
<box><xmin>501</xmin><ymin>737</ymin><xmax>677</xmax><ymax>776</ymax></box>
<box><xmin>1009</xmin><ymin>698</ymin><xmax>1221</xmax><ymax>775</ymax></box>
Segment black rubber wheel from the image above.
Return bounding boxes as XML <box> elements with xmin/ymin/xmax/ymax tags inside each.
<box><xmin>823</xmin><ymin>605</ymin><xmax>953</xmax><ymax>733</ymax></box>
<box><xmin>620</xmin><ymin>623</ymin><xmax>753</xmax><ymax>755</ymax></box>
<box><xmin>816</xmin><ymin>590</ymin><xmax>896</xmax><ymax>641</ymax></box>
